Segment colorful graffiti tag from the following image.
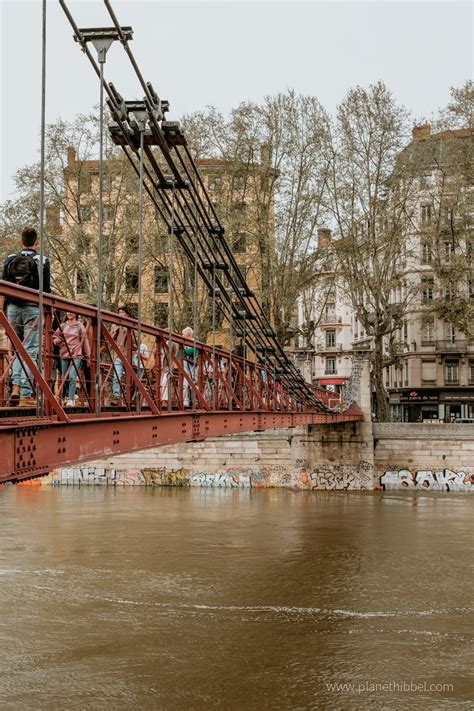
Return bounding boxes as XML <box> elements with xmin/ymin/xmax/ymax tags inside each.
<box><xmin>380</xmin><ymin>468</ymin><xmax>473</xmax><ymax>491</ymax></box>
<box><xmin>46</xmin><ymin>463</ymin><xmax>373</xmax><ymax>490</ymax></box>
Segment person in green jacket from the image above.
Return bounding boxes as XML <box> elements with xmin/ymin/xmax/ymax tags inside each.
<box><xmin>181</xmin><ymin>326</ymin><xmax>198</xmax><ymax>407</ymax></box>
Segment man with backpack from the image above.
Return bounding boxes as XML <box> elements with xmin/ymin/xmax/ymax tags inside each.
<box><xmin>1</xmin><ymin>227</ymin><xmax>51</xmax><ymax>406</ymax></box>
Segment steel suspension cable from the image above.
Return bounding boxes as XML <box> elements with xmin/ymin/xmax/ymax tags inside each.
<box><xmin>211</xmin><ymin>265</ymin><xmax>217</xmax><ymax>408</ymax></box>
<box><xmin>37</xmin><ymin>0</ymin><xmax>47</xmax><ymax>417</ymax></box>
<box><xmin>192</xmin><ymin>227</ymin><xmax>198</xmax><ymax>403</ymax></box>
<box><xmin>136</xmin><ymin>123</ymin><xmax>145</xmax><ymax>413</ymax></box>
<box><xmin>167</xmin><ymin>182</ymin><xmax>175</xmax><ymax>411</ymax></box>
<box><xmin>95</xmin><ymin>57</ymin><xmax>106</xmax><ymax>416</ymax></box>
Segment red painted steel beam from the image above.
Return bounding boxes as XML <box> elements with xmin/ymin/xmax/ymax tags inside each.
<box><xmin>0</xmin><ymin>407</ymin><xmax>363</xmax><ymax>483</ymax></box>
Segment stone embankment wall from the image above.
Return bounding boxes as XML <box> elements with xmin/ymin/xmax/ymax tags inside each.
<box><xmin>374</xmin><ymin>423</ymin><xmax>473</xmax><ymax>491</ymax></box>
<box><xmin>44</xmin><ymin>422</ymin><xmax>474</xmax><ymax>491</ymax></box>
<box><xmin>45</xmin><ymin>421</ymin><xmax>375</xmax><ymax>491</ymax></box>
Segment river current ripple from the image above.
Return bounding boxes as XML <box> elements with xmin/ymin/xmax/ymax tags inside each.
<box><xmin>0</xmin><ymin>486</ymin><xmax>472</xmax><ymax>709</ymax></box>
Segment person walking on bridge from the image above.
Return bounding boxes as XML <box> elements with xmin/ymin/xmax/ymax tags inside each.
<box><xmin>53</xmin><ymin>312</ymin><xmax>90</xmax><ymax>408</ymax></box>
<box><xmin>180</xmin><ymin>326</ymin><xmax>198</xmax><ymax>408</ymax></box>
<box><xmin>1</xmin><ymin>227</ymin><xmax>51</xmax><ymax>406</ymax></box>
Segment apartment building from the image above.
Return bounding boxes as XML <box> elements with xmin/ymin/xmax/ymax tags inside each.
<box><xmin>385</xmin><ymin>125</ymin><xmax>473</xmax><ymax>422</ymax></box>
<box><xmin>295</xmin><ymin>229</ymin><xmax>354</xmax><ymax>391</ymax></box>
<box><xmin>297</xmin><ymin>125</ymin><xmax>473</xmax><ymax>421</ymax></box>
<box><xmin>60</xmin><ymin>148</ymin><xmax>273</xmax><ymax>347</ymax></box>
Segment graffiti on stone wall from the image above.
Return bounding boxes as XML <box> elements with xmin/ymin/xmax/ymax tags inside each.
<box><xmin>48</xmin><ymin>462</ymin><xmax>373</xmax><ymax>490</ymax></box>
<box><xmin>48</xmin><ymin>466</ymin><xmax>145</xmax><ymax>486</ymax></box>
<box><xmin>310</xmin><ymin>463</ymin><xmax>372</xmax><ymax>491</ymax></box>
<box><xmin>189</xmin><ymin>467</ymin><xmax>302</xmax><ymax>489</ymax></box>
<box><xmin>380</xmin><ymin>468</ymin><xmax>473</xmax><ymax>491</ymax></box>
<box><xmin>143</xmin><ymin>468</ymin><xmax>190</xmax><ymax>487</ymax></box>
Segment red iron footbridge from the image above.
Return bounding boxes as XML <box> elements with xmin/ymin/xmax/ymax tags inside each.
<box><xmin>0</xmin><ymin>283</ymin><xmax>362</xmax><ymax>483</ymax></box>
<box><xmin>0</xmin><ymin>1</ymin><xmax>362</xmax><ymax>483</ymax></box>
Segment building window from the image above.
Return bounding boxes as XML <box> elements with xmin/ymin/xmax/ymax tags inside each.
<box><xmin>233</xmin><ymin>233</ymin><xmax>247</xmax><ymax>253</ymax></box>
<box><xmin>404</xmin><ymin>362</ymin><xmax>409</xmax><ymax>386</ymax></box>
<box><xmin>445</xmin><ymin>359</ymin><xmax>459</xmax><ymax>385</ymax></box>
<box><xmin>79</xmin><ymin>206</ymin><xmax>91</xmax><ymax>222</ymax></box>
<box><xmin>232</xmin><ymin>201</ymin><xmax>247</xmax><ymax>215</ymax></box>
<box><xmin>445</xmin><ymin>324</ymin><xmax>456</xmax><ymax>344</ymax></box>
<box><xmin>126</xmin><ymin>233</ymin><xmax>139</xmax><ymax>253</ymax></box>
<box><xmin>419</xmin><ymin>175</ymin><xmax>433</xmax><ymax>190</ymax></box>
<box><xmin>421</xmin><ymin>241</ymin><xmax>432</xmax><ymax>264</ymax></box>
<box><xmin>125</xmin><ymin>204</ymin><xmax>138</xmax><ymax>221</ymax></box>
<box><xmin>125</xmin><ymin>266</ymin><xmax>139</xmax><ymax>293</ymax></box>
<box><xmin>443</xmin><ymin>240</ymin><xmax>454</xmax><ymax>262</ymax></box>
<box><xmin>326</xmin><ymin>330</ymin><xmax>336</xmax><ymax>348</ymax></box>
<box><xmin>421</xmin><ymin>204</ymin><xmax>432</xmax><ymax>224</ymax></box>
<box><xmin>100</xmin><ymin>173</ymin><xmax>111</xmax><ymax>193</ymax></box>
<box><xmin>154</xmin><ymin>302</ymin><xmax>169</xmax><ymax>328</ymax></box>
<box><xmin>76</xmin><ymin>269</ymin><xmax>88</xmax><ymax>294</ymax></box>
<box><xmin>421</xmin><ymin>360</ymin><xmax>436</xmax><ymax>383</ymax></box>
<box><xmin>421</xmin><ymin>317</ymin><xmax>435</xmax><ymax>345</ymax></box>
<box><xmin>77</xmin><ymin>233</ymin><xmax>91</xmax><ymax>256</ymax></box>
<box><xmin>78</xmin><ymin>173</ymin><xmax>92</xmax><ymax>194</ymax></box>
<box><xmin>325</xmin><ymin>303</ymin><xmax>336</xmax><ymax>322</ymax></box>
<box><xmin>403</xmin><ymin>320</ymin><xmax>408</xmax><ymax>341</ymax></box>
<box><xmin>101</xmin><ymin>205</ymin><xmax>115</xmax><ymax>222</ymax></box>
<box><xmin>421</xmin><ymin>276</ymin><xmax>434</xmax><ymax>303</ymax></box>
<box><xmin>442</xmin><ymin>207</ymin><xmax>454</xmax><ymax>228</ymax></box>
<box><xmin>233</xmin><ymin>175</ymin><xmax>245</xmax><ymax>191</ymax></box>
<box><xmin>325</xmin><ymin>357</ymin><xmax>337</xmax><ymax>374</ymax></box>
<box><xmin>208</xmin><ymin>176</ymin><xmax>222</xmax><ymax>191</ymax></box>
<box><xmin>469</xmin><ymin>360</ymin><xmax>474</xmax><ymax>385</ymax></box>
<box><xmin>154</xmin><ymin>267</ymin><xmax>168</xmax><ymax>294</ymax></box>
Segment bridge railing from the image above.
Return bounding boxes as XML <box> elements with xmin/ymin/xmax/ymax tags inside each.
<box><xmin>0</xmin><ymin>281</ymin><xmax>318</xmax><ymax>419</ymax></box>
<box><xmin>308</xmin><ymin>385</ymin><xmax>342</xmax><ymax>410</ymax></box>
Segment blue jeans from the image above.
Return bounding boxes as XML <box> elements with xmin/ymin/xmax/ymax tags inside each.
<box><xmin>61</xmin><ymin>358</ymin><xmax>82</xmax><ymax>399</ymax></box>
<box><xmin>7</xmin><ymin>303</ymin><xmax>39</xmax><ymax>398</ymax></box>
<box><xmin>112</xmin><ymin>355</ymin><xmax>139</xmax><ymax>398</ymax></box>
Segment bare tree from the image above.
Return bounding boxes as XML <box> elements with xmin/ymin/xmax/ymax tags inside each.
<box><xmin>182</xmin><ymin>90</ymin><xmax>332</xmax><ymax>344</ymax></box>
<box><xmin>0</xmin><ymin>113</ymin><xmax>151</xmax><ymax>312</ymax></box>
<box><xmin>326</xmin><ymin>82</ymin><xmax>418</xmax><ymax>420</ymax></box>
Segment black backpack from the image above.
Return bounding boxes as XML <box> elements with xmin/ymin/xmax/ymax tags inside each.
<box><xmin>6</xmin><ymin>252</ymin><xmax>39</xmax><ymax>289</ymax></box>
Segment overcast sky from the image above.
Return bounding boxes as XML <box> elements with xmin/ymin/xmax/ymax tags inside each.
<box><xmin>0</xmin><ymin>0</ymin><xmax>472</xmax><ymax>203</ymax></box>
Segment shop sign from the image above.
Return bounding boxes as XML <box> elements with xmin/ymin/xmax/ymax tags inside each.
<box><xmin>441</xmin><ymin>392</ymin><xmax>474</xmax><ymax>402</ymax></box>
<box><xmin>399</xmin><ymin>390</ymin><xmax>438</xmax><ymax>403</ymax></box>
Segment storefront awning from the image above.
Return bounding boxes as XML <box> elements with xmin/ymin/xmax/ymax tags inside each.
<box><xmin>319</xmin><ymin>378</ymin><xmax>347</xmax><ymax>385</ymax></box>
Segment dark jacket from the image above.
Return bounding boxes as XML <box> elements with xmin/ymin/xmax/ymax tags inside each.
<box><xmin>2</xmin><ymin>248</ymin><xmax>51</xmax><ymax>306</ymax></box>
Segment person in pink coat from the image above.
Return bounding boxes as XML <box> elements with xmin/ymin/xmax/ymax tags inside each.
<box><xmin>53</xmin><ymin>312</ymin><xmax>90</xmax><ymax>407</ymax></box>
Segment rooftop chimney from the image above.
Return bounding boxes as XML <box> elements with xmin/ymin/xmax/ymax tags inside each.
<box><xmin>317</xmin><ymin>228</ymin><xmax>332</xmax><ymax>248</ymax></box>
<box><xmin>67</xmin><ymin>146</ymin><xmax>76</xmax><ymax>165</ymax></box>
<box><xmin>412</xmin><ymin>124</ymin><xmax>431</xmax><ymax>141</ymax></box>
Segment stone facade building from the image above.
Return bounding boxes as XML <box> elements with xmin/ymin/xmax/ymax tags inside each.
<box><xmin>59</xmin><ymin>148</ymin><xmax>274</xmax><ymax>348</ymax></box>
<box><xmin>385</xmin><ymin>125</ymin><xmax>473</xmax><ymax>422</ymax></box>
<box><xmin>297</xmin><ymin>125</ymin><xmax>473</xmax><ymax>422</ymax></box>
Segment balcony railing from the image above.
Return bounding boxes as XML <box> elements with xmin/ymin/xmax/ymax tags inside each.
<box><xmin>436</xmin><ymin>340</ymin><xmax>467</xmax><ymax>353</ymax></box>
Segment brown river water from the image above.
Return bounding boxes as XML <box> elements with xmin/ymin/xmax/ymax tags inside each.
<box><xmin>0</xmin><ymin>486</ymin><xmax>472</xmax><ymax>710</ymax></box>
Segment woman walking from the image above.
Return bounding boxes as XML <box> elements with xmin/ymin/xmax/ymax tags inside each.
<box><xmin>53</xmin><ymin>312</ymin><xmax>90</xmax><ymax>407</ymax></box>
